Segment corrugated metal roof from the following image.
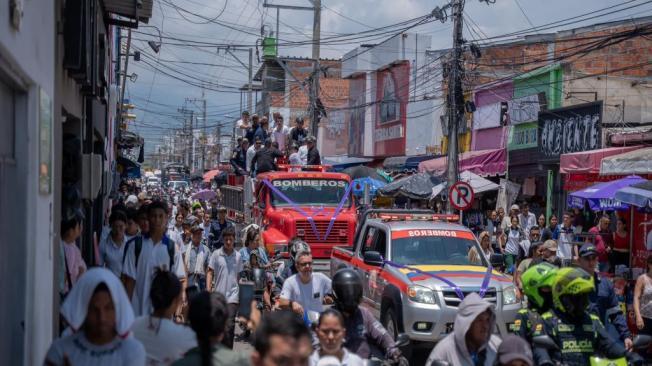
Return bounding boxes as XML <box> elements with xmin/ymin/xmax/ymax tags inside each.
<box><xmin>103</xmin><ymin>0</ymin><xmax>153</xmax><ymax>21</ymax></box>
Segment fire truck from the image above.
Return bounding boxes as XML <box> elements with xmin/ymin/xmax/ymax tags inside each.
<box><xmin>221</xmin><ymin>165</ymin><xmax>357</xmax><ymax>269</ymax></box>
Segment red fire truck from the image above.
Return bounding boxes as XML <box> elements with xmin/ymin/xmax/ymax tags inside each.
<box><xmin>221</xmin><ymin>166</ymin><xmax>357</xmax><ymax>268</ymax></box>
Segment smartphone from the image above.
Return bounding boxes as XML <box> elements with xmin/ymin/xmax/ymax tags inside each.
<box><xmin>238</xmin><ymin>282</ymin><xmax>255</xmax><ymax>319</ymax></box>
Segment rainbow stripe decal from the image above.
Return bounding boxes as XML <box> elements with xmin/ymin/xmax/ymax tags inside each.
<box><xmin>399</xmin><ymin>265</ymin><xmax>512</xmax><ymax>283</ymax></box>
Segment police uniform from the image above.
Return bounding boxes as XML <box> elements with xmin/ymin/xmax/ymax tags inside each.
<box><xmin>512</xmin><ymin>308</ymin><xmax>543</xmax><ymax>342</ymax></box>
<box><xmin>532</xmin><ymin>309</ymin><xmax>630</xmax><ymax>365</ymax></box>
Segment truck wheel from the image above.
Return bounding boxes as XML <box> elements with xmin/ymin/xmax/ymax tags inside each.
<box><xmin>383</xmin><ymin>308</ymin><xmax>412</xmax><ymax>360</ymax></box>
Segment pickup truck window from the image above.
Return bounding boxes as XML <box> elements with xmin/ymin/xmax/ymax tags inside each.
<box><xmin>391</xmin><ymin>236</ymin><xmax>482</xmax><ymax>266</ymax></box>
<box><xmin>269</xmin><ymin>179</ymin><xmax>351</xmax><ymax>207</ymax></box>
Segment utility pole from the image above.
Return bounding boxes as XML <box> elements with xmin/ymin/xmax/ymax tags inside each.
<box><xmin>248</xmin><ymin>48</ymin><xmax>253</xmax><ymax>113</ymax></box>
<box><xmin>310</xmin><ymin>0</ymin><xmax>321</xmax><ymax>138</ymax></box>
<box><xmin>446</xmin><ymin>0</ymin><xmax>465</xmax><ymax>211</ymax></box>
<box><xmin>202</xmin><ymin>96</ymin><xmax>207</xmax><ymax>171</ymax></box>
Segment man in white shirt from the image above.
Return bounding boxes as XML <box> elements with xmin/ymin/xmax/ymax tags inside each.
<box><xmin>298</xmin><ymin>140</ymin><xmax>308</xmax><ymax>165</ymax></box>
<box><xmin>206</xmin><ymin>226</ymin><xmax>242</xmax><ymax>349</ymax></box>
<box><xmin>279</xmin><ymin>250</ymin><xmax>333</xmax><ymax>319</ymax></box>
<box><xmin>235</xmin><ymin>110</ymin><xmax>250</xmax><ymax>137</ymax></box>
<box><xmin>246</xmin><ymin>138</ymin><xmax>262</xmax><ymax>173</ymax></box>
<box><xmin>271</xmin><ymin>114</ymin><xmax>290</xmax><ymax>152</ymax></box>
<box><xmin>518</xmin><ymin>202</ymin><xmax>537</xmax><ymax>235</ymax></box>
<box><xmin>98</xmin><ymin>210</ymin><xmax>128</xmax><ymax>277</ymax></box>
<box><xmin>122</xmin><ymin>201</ymin><xmax>186</xmax><ymax>316</ymax></box>
<box><xmin>557</xmin><ymin>211</ymin><xmax>577</xmax><ymax>262</ymax></box>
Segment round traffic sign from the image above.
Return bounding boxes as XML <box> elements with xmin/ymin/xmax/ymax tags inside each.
<box><xmin>449</xmin><ymin>181</ymin><xmax>474</xmax><ymax>210</ymax></box>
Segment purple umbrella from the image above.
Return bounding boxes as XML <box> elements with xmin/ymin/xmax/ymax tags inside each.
<box><xmin>567</xmin><ymin>175</ymin><xmax>645</xmax><ymax>211</ymax></box>
<box><xmin>192</xmin><ymin>189</ymin><xmax>217</xmax><ymax>201</ymax></box>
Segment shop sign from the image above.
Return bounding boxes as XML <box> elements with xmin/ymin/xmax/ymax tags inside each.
<box><xmin>508</xmin><ymin>93</ymin><xmax>546</xmax><ymax>125</ymax></box>
<box><xmin>508</xmin><ymin>122</ymin><xmax>537</xmax><ymax>151</ymax></box>
<box><xmin>375</xmin><ymin>125</ymin><xmax>404</xmax><ymax>141</ymax></box>
<box><xmin>538</xmin><ymin>101</ymin><xmax>602</xmax><ymax>162</ymax></box>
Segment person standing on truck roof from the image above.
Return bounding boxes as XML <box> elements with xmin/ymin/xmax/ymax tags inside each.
<box><xmin>236</xmin><ymin>111</ymin><xmax>250</xmax><ymax>138</ymax></box>
<box><xmin>279</xmin><ymin>250</ymin><xmax>333</xmax><ymax>319</ymax></box>
<box><xmin>271</xmin><ymin>114</ymin><xmax>289</xmax><ymax>153</ymax></box>
<box><xmin>247</xmin><ymin>138</ymin><xmax>262</xmax><ymax>174</ymax></box>
<box><xmin>331</xmin><ymin>269</ymin><xmax>402</xmax><ymax>361</ymax></box>
<box><xmin>254</xmin><ymin>116</ymin><xmax>270</xmax><ymax>143</ymax></box>
<box><xmin>290</xmin><ymin>117</ymin><xmax>308</xmax><ymax>147</ymax></box>
<box><xmin>305</xmin><ymin>135</ymin><xmax>321</xmax><ymax>166</ymax></box>
<box><xmin>245</xmin><ymin>114</ymin><xmax>260</xmax><ymax>146</ymax></box>
<box><xmin>426</xmin><ymin>292</ymin><xmax>502</xmax><ymax>366</ymax></box>
<box><xmin>250</xmin><ymin>139</ymin><xmax>284</xmax><ymax>176</ymax></box>
<box><xmin>230</xmin><ymin>138</ymin><xmax>249</xmax><ymax>176</ymax></box>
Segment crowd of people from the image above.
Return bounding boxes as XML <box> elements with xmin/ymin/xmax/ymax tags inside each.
<box><xmin>230</xmin><ymin>111</ymin><xmax>322</xmax><ymax>176</ymax></box>
<box><xmin>51</xmin><ymin>174</ymin><xmax>652</xmax><ymax>366</ymax></box>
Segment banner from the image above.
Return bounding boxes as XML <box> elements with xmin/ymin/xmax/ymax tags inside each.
<box><xmin>508</xmin><ymin>92</ymin><xmax>546</xmax><ymax>125</ymax></box>
<box><xmin>538</xmin><ymin>101</ymin><xmax>603</xmax><ymax>162</ymax></box>
<box><xmin>347</xmin><ymin>75</ymin><xmax>366</xmax><ymax>156</ymax></box>
<box><xmin>374</xmin><ymin>62</ymin><xmax>409</xmax><ymax>156</ymax></box>
<box><xmin>496</xmin><ymin>178</ymin><xmax>521</xmax><ymax>211</ymax></box>
<box><xmin>632</xmin><ymin>211</ymin><xmax>652</xmax><ymax>269</ymax></box>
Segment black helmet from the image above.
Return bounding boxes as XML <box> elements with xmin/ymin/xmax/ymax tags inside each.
<box><xmin>332</xmin><ymin>268</ymin><xmax>363</xmax><ymax>313</ymax></box>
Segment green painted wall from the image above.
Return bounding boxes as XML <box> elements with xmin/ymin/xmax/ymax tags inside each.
<box><xmin>513</xmin><ymin>65</ymin><xmax>563</xmax><ymax>109</ymax></box>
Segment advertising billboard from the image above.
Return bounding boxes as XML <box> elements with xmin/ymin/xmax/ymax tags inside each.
<box><xmin>374</xmin><ymin>62</ymin><xmax>409</xmax><ymax>156</ymax></box>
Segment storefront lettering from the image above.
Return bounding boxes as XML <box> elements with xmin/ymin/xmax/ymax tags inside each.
<box><xmin>375</xmin><ymin>125</ymin><xmax>404</xmax><ymax>141</ymax></box>
<box><xmin>538</xmin><ymin>102</ymin><xmax>602</xmax><ymax>160</ymax></box>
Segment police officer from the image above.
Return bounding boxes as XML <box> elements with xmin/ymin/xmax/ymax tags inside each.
<box><xmin>513</xmin><ymin>262</ymin><xmax>557</xmax><ymax>341</ymax></box>
<box><xmin>577</xmin><ymin>243</ymin><xmax>633</xmax><ymax>350</ymax></box>
<box><xmin>331</xmin><ymin>268</ymin><xmax>403</xmax><ymax>362</ymax></box>
<box><xmin>532</xmin><ymin>267</ymin><xmax>643</xmax><ymax>365</ymax></box>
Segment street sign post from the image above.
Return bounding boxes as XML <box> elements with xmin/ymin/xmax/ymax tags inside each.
<box><xmin>449</xmin><ymin>181</ymin><xmax>474</xmax><ymax>211</ymax></box>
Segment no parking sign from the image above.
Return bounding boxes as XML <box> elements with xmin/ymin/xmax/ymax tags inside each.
<box><xmin>449</xmin><ymin>181</ymin><xmax>474</xmax><ymax>211</ymax></box>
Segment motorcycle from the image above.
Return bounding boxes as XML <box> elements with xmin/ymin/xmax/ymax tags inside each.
<box><xmin>368</xmin><ymin>333</ymin><xmax>410</xmax><ymax>366</ymax></box>
<box><xmin>532</xmin><ymin>333</ymin><xmax>652</xmax><ymax>366</ymax></box>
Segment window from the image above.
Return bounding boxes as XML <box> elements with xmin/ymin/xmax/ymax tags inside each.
<box><xmin>361</xmin><ymin>227</ymin><xmax>377</xmax><ymax>253</ymax></box>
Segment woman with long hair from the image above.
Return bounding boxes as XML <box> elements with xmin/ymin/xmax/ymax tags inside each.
<box><xmin>45</xmin><ymin>268</ymin><xmax>145</xmax><ymax>365</ymax></box>
<box><xmin>611</xmin><ymin>217</ymin><xmax>630</xmax><ymax>268</ymax></box>
<box><xmin>468</xmin><ymin>231</ymin><xmax>494</xmax><ymax>265</ymax></box>
<box><xmin>310</xmin><ymin>308</ymin><xmax>365</xmax><ymax>366</ymax></box>
<box><xmin>172</xmin><ymin>292</ymin><xmax>249</xmax><ymax>366</ymax></box>
<box><xmin>131</xmin><ymin>270</ymin><xmax>196</xmax><ymax>364</ymax></box>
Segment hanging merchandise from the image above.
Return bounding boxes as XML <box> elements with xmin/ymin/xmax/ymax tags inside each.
<box><xmin>496</xmin><ymin>179</ymin><xmax>521</xmax><ymax>210</ymax></box>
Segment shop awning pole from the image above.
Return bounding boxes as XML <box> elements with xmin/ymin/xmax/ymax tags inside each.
<box><xmin>629</xmin><ymin>206</ymin><xmax>634</xmax><ymax>268</ymax></box>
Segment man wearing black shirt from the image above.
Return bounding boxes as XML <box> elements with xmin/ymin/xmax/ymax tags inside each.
<box><xmin>290</xmin><ymin>117</ymin><xmax>307</xmax><ymax>146</ymax></box>
<box><xmin>306</xmin><ymin>135</ymin><xmax>321</xmax><ymax>165</ymax></box>
<box><xmin>251</xmin><ymin>139</ymin><xmax>284</xmax><ymax>175</ymax></box>
<box><xmin>230</xmin><ymin>138</ymin><xmax>249</xmax><ymax>175</ymax></box>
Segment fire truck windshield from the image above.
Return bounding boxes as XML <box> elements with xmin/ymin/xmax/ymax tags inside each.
<box><xmin>270</xmin><ymin>179</ymin><xmax>351</xmax><ymax>207</ymax></box>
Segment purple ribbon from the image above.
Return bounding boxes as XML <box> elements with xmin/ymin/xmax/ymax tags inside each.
<box><xmin>383</xmin><ymin>259</ymin><xmax>494</xmax><ymax>301</ymax></box>
<box><xmin>261</xmin><ymin>179</ymin><xmax>352</xmax><ymax>242</ymax></box>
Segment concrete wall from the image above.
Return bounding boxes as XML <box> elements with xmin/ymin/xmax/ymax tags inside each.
<box><xmin>0</xmin><ymin>0</ymin><xmax>57</xmax><ymax>364</ymax></box>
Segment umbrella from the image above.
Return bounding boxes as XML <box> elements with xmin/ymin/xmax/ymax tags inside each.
<box><xmin>378</xmin><ymin>172</ymin><xmax>444</xmax><ymax>200</ymax></box>
<box><xmin>568</xmin><ymin>175</ymin><xmax>645</xmax><ymax>211</ymax></box>
<box><xmin>192</xmin><ymin>189</ymin><xmax>217</xmax><ymax>201</ymax></box>
<box><xmin>342</xmin><ymin>166</ymin><xmax>385</xmax><ymax>181</ymax></box>
<box><xmin>203</xmin><ymin>169</ymin><xmax>220</xmax><ymax>183</ymax></box>
<box><xmin>615</xmin><ymin>180</ymin><xmax>652</xmax><ymax>208</ymax></box>
<box><xmin>352</xmin><ymin>177</ymin><xmax>386</xmax><ymax>197</ymax></box>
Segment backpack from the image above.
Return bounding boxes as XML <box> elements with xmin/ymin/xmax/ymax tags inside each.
<box><xmin>123</xmin><ymin>235</ymin><xmax>175</xmax><ymax>271</ymax></box>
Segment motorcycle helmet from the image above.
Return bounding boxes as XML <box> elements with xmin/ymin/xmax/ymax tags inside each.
<box><xmin>332</xmin><ymin>268</ymin><xmax>363</xmax><ymax>314</ymax></box>
<box><xmin>552</xmin><ymin>267</ymin><xmax>594</xmax><ymax>318</ymax></box>
<box><xmin>289</xmin><ymin>238</ymin><xmax>310</xmax><ymax>262</ymax></box>
<box><xmin>521</xmin><ymin>262</ymin><xmax>558</xmax><ymax>309</ymax></box>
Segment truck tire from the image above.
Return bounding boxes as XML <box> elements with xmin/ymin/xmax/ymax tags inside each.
<box><xmin>383</xmin><ymin>308</ymin><xmax>413</xmax><ymax>359</ymax></box>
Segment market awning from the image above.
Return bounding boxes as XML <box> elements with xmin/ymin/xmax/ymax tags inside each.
<box><xmin>615</xmin><ymin>180</ymin><xmax>652</xmax><ymax>208</ymax></box>
<box><xmin>203</xmin><ymin>169</ymin><xmax>220</xmax><ymax>183</ymax></box>
<box><xmin>383</xmin><ymin>155</ymin><xmax>439</xmax><ymax>171</ymax></box>
<box><xmin>559</xmin><ymin>146</ymin><xmax>640</xmax><ymax>174</ymax></box>
<box><xmin>418</xmin><ymin>148</ymin><xmax>506</xmax><ymax>177</ymax></box>
<box><xmin>431</xmin><ymin>171</ymin><xmax>500</xmax><ymax>197</ymax></box>
<box><xmin>600</xmin><ymin>147</ymin><xmax>652</xmax><ymax>175</ymax></box>
<box><xmin>322</xmin><ymin>156</ymin><xmax>372</xmax><ymax>172</ymax></box>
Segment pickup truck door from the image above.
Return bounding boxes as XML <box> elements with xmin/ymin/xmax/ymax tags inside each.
<box><xmin>368</xmin><ymin>228</ymin><xmax>388</xmax><ymax>314</ymax></box>
<box><xmin>357</xmin><ymin>226</ymin><xmax>378</xmax><ymax>308</ymax></box>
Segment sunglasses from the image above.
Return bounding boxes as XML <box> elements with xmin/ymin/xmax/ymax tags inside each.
<box><xmin>297</xmin><ymin>261</ymin><xmax>313</xmax><ymax>268</ymax></box>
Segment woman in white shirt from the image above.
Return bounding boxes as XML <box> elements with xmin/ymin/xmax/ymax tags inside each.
<box><xmin>45</xmin><ymin>268</ymin><xmax>145</xmax><ymax>366</ymax></box>
<box><xmin>310</xmin><ymin>308</ymin><xmax>366</xmax><ymax>366</ymax></box>
<box><xmin>131</xmin><ymin>270</ymin><xmax>197</xmax><ymax>365</ymax></box>
<box><xmin>504</xmin><ymin>216</ymin><xmax>526</xmax><ymax>274</ymax></box>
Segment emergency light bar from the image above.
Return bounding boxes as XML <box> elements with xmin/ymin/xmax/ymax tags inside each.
<box><xmin>378</xmin><ymin>213</ymin><xmax>460</xmax><ymax>222</ymax></box>
<box><xmin>276</xmin><ymin>164</ymin><xmax>332</xmax><ymax>172</ymax></box>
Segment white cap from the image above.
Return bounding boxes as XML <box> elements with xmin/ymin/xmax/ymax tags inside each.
<box><xmin>510</xmin><ymin>204</ymin><xmax>520</xmax><ymax>211</ymax></box>
<box><xmin>125</xmin><ymin>195</ymin><xmax>138</xmax><ymax>206</ymax></box>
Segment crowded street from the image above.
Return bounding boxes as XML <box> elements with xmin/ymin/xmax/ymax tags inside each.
<box><xmin>4</xmin><ymin>0</ymin><xmax>652</xmax><ymax>365</ymax></box>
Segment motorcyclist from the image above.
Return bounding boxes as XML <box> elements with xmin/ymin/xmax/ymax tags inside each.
<box><xmin>277</xmin><ymin>237</ymin><xmax>311</xmax><ymax>282</ymax></box>
<box><xmin>513</xmin><ymin>262</ymin><xmax>558</xmax><ymax>341</ymax></box>
<box><xmin>331</xmin><ymin>268</ymin><xmax>403</xmax><ymax>362</ymax></box>
<box><xmin>532</xmin><ymin>266</ymin><xmax>643</xmax><ymax>365</ymax></box>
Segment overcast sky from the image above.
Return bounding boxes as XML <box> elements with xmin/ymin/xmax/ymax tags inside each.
<box><xmin>127</xmin><ymin>0</ymin><xmax>652</xmax><ymax>153</ymax></box>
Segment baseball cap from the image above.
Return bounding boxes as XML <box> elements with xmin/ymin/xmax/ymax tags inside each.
<box><xmin>543</xmin><ymin>239</ymin><xmax>558</xmax><ymax>252</ymax></box>
<box><xmin>510</xmin><ymin>204</ymin><xmax>520</xmax><ymax>211</ymax></box>
<box><xmin>125</xmin><ymin>195</ymin><xmax>139</xmax><ymax>206</ymax></box>
<box><xmin>242</xmin><ymin>138</ymin><xmax>249</xmax><ymax>144</ymax></box>
<box><xmin>306</xmin><ymin>135</ymin><xmax>316</xmax><ymax>143</ymax></box>
<box><xmin>497</xmin><ymin>335</ymin><xmax>533</xmax><ymax>366</ymax></box>
<box><xmin>579</xmin><ymin>243</ymin><xmax>598</xmax><ymax>258</ymax></box>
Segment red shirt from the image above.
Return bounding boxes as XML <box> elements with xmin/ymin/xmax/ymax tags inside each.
<box><xmin>613</xmin><ymin>231</ymin><xmax>629</xmax><ymax>251</ymax></box>
<box><xmin>588</xmin><ymin>226</ymin><xmax>610</xmax><ymax>263</ymax></box>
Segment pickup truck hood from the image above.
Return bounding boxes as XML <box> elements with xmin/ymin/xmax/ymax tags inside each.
<box><xmin>399</xmin><ymin>265</ymin><xmax>513</xmax><ymax>290</ymax></box>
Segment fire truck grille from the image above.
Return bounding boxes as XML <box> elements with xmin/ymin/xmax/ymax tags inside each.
<box><xmin>295</xmin><ymin>220</ymin><xmax>349</xmax><ymax>245</ymax></box>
